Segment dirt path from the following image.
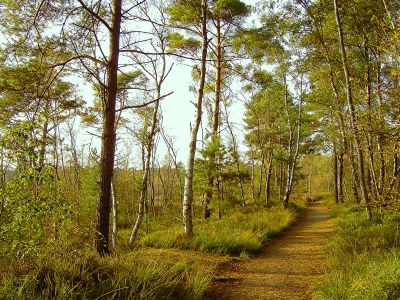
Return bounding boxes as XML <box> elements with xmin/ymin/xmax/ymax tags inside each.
<box><xmin>204</xmin><ymin>202</ymin><xmax>335</xmax><ymax>300</ymax></box>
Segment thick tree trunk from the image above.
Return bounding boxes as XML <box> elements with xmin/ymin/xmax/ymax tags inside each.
<box><xmin>94</xmin><ymin>0</ymin><xmax>121</xmax><ymax>256</ymax></box>
<box><xmin>333</xmin><ymin>0</ymin><xmax>371</xmax><ymax>219</ymax></box>
<box><xmin>182</xmin><ymin>0</ymin><xmax>208</xmax><ymax>237</ymax></box>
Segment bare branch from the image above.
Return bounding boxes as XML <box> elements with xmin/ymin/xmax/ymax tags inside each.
<box><xmin>76</xmin><ymin>0</ymin><xmax>112</xmax><ymax>32</ymax></box>
<box><xmin>49</xmin><ymin>54</ymin><xmax>107</xmax><ymax>68</ymax></box>
<box><xmin>122</xmin><ymin>0</ymin><xmax>146</xmax><ymax>17</ymax></box>
<box><xmin>115</xmin><ymin>91</ymin><xmax>173</xmax><ymax>112</ymax></box>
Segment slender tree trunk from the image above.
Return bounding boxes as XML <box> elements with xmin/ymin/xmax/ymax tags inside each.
<box><xmin>385</xmin><ymin>145</ymin><xmax>400</xmax><ymax>201</ymax></box>
<box><xmin>94</xmin><ymin>0</ymin><xmax>121</xmax><ymax>256</ymax></box>
<box><xmin>224</xmin><ymin>105</ymin><xmax>245</xmax><ymax>204</ymax></box>
<box><xmin>282</xmin><ymin>75</ymin><xmax>302</xmax><ymax>209</ymax></box>
<box><xmin>282</xmin><ymin>113</ymin><xmax>301</xmax><ymax>209</ymax></box>
<box><xmin>333</xmin><ymin>143</ymin><xmax>339</xmax><ymax>204</ymax></box>
<box><xmin>265</xmin><ymin>155</ymin><xmax>273</xmax><ymax>206</ymax></box>
<box><xmin>129</xmin><ymin>93</ymin><xmax>161</xmax><ymax>245</ymax></box>
<box><xmin>251</xmin><ymin>154</ymin><xmax>255</xmax><ymax>202</ymax></box>
<box><xmin>376</xmin><ymin>47</ymin><xmax>386</xmax><ymax>201</ymax></box>
<box><xmin>204</xmin><ymin>17</ymin><xmax>223</xmax><ymax>219</ymax></box>
<box><xmin>111</xmin><ymin>181</ymin><xmax>117</xmax><ymax>247</ymax></box>
<box><xmin>161</xmin><ymin>130</ymin><xmax>184</xmax><ymax>205</ymax></box>
<box><xmin>182</xmin><ymin>0</ymin><xmax>207</xmax><ymax>237</ymax></box>
<box><xmin>333</xmin><ymin>0</ymin><xmax>371</xmax><ymax>219</ymax></box>
<box><xmin>258</xmin><ymin>154</ymin><xmax>264</xmax><ymax>201</ymax></box>
<box><xmin>338</xmin><ymin>152</ymin><xmax>344</xmax><ymax>203</ymax></box>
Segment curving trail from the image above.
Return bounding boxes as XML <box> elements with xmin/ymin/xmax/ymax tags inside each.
<box><xmin>205</xmin><ymin>202</ymin><xmax>335</xmax><ymax>300</ymax></box>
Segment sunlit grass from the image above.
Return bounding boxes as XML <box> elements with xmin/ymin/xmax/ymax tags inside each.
<box><xmin>0</xmin><ymin>198</ymin><xmax>301</xmax><ymax>299</ymax></box>
<box><xmin>0</xmin><ymin>247</ymin><xmax>221</xmax><ymax>300</ymax></box>
<box><xmin>135</xmin><ymin>204</ymin><xmax>296</xmax><ymax>255</ymax></box>
<box><xmin>314</xmin><ymin>206</ymin><xmax>400</xmax><ymax>300</ymax></box>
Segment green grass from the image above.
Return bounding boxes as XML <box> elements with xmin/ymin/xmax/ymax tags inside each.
<box><xmin>135</xmin><ymin>205</ymin><xmax>296</xmax><ymax>255</ymax></box>
<box><xmin>0</xmin><ymin>248</ymin><xmax>215</xmax><ymax>300</ymax></box>
<box><xmin>0</xmin><ymin>200</ymin><xmax>301</xmax><ymax>299</ymax></box>
<box><xmin>314</xmin><ymin>205</ymin><xmax>400</xmax><ymax>300</ymax></box>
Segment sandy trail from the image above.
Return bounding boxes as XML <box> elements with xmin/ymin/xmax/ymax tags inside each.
<box><xmin>204</xmin><ymin>202</ymin><xmax>335</xmax><ymax>300</ymax></box>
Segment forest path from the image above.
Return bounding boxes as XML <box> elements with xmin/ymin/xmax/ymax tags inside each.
<box><xmin>204</xmin><ymin>202</ymin><xmax>335</xmax><ymax>300</ymax></box>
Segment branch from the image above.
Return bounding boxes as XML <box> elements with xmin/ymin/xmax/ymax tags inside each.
<box><xmin>122</xmin><ymin>0</ymin><xmax>146</xmax><ymax>17</ymax></box>
<box><xmin>76</xmin><ymin>0</ymin><xmax>112</xmax><ymax>32</ymax></box>
<box><xmin>49</xmin><ymin>54</ymin><xmax>108</xmax><ymax>68</ymax></box>
<box><xmin>116</xmin><ymin>91</ymin><xmax>173</xmax><ymax>112</ymax></box>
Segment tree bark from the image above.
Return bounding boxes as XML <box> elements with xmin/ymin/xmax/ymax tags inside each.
<box><xmin>333</xmin><ymin>0</ymin><xmax>371</xmax><ymax>219</ymax></box>
<box><xmin>94</xmin><ymin>0</ymin><xmax>121</xmax><ymax>256</ymax></box>
<box><xmin>333</xmin><ymin>143</ymin><xmax>339</xmax><ymax>204</ymax></box>
<box><xmin>182</xmin><ymin>0</ymin><xmax>208</xmax><ymax>237</ymax></box>
<box><xmin>204</xmin><ymin>17</ymin><xmax>223</xmax><ymax>219</ymax></box>
<box><xmin>282</xmin><ymin>103</ymin><xmax>301</xmax><ymax>209</ymax></box>
<box><xmin>111</xmin><ymin>181</ymin><xmax>117</xmax><ymax>247</ymax></box>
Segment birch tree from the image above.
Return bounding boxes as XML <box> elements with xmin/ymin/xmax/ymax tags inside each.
<box><xmin>333</xmin><ymin>0</ymin><xmax>371</xmax><ymax>219</ymax></box>
<box><xmin>167</xmin><ymin>0</ymin><xmax>249</xmax><ymax>218</ymax></box>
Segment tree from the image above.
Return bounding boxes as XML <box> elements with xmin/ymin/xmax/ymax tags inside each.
<box><xmin>128</xmin><ymin>0</ymin><xmax>173</xmax><ymax>244</ymax></box>
<box><xmin>167</xmin><ymin>0</ymin><xmax>250</xmax><ymax>218</ymax></box>
<box><xmin>57</xmin><ymin>0</ymin><xmax>147</xmax><ymax>255</ymax></box>
<box><xmin>333</xmin><ymin>0</ymin><xmax>371</xmax><ymax>219</ymax></box>
<box><xmin>182</xmin><ymin>0</ymin><xmax>208</xmax><ymax>237</ymax></box>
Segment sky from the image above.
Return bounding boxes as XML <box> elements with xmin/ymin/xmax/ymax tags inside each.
<box><xmin>158</xmin><ymin>65</ymin><xmax>247</xmax><ymax>163</ymax></box>
<box><xmin>144</xmin><ymin>0</ymin><xmax>260</xmax><ymax>164</ymax></box>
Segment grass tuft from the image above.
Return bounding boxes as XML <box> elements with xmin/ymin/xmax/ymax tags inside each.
<box><xmin>315</xmin><ymin>206</ymin><xmax>400</xmax><ymax>300</ymax></box>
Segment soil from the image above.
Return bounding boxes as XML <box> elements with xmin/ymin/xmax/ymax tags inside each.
<box><xmin>204</xmin><ymin>201</ymin><xmax>335</xmax><ymax>300</ymax></box>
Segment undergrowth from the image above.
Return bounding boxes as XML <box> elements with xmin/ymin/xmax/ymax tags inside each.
<box><xmin>1</xmin><ymin>200</ymin><xmax>303</xmax><ymax>299</ymax></box>
<box><xmin>314</xmin><ymin>204</ymin><xmax>400</xmax><ymax>300</ymax></box>
<box><xmin>0</xmin><ymin>247</ymin><xmax>213</xmax><ymax>300</ymax></box>
<box><xmin>136</xmin><ymin>205</ymin><xmax>297</xmax><ymax>255</ymax></box>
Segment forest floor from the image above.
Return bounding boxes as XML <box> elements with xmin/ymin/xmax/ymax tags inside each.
<box><xmin>204</xmin><ymin>201</ymin><xmax>335</xmax><ymax>300</ymax></box>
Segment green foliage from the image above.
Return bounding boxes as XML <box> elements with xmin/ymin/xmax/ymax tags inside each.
<box><xmin>166</xmin><ymin>0</ymin><xmax>202</xmax><ymax>25</ymax></box>
<box><xmin>212</xmin><ymin>0</ymin><xmax>250</xmax><ymax>22</ymax></box>
<box><xmin>193</xmin><ymin>135</ymin><xmax>250</xmax><ymax>205</ymax></box>
<box><xmin>166</xmin><ymin>32</ymin><xmax>201</xmax><ymax>54</ymax></box>
<box><xmin>0</xmin><ymin>164</ymin><xmax>59</xmax><ymax>258</ymax></box>
<box><xmin>0</xmin><ymin>121</ymin><xmax>71</xmax><ymax>259</ymax></box>
<box><xmin>315</xmin><ymin>207</ymin><xmax>400</xmax><ymax>299</ymax></box>
<box><xmin>137</xmin><ymin>204</ymin><xmax>295</xmax><ymax>255</ymax></box>
<box><xmin>76</xmin><ymin>165</ymin><xmax>99</xmax><ymax>228</ymax></box>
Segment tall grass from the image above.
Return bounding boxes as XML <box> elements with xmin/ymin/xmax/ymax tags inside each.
<box><xmin>0</xmin><ymin>248</ymin><xmax>214</xmax><ymax>300</ymax></box>
<box><xmin>137</xmin><ymin>205</ymin><xmax>296</xmax><ymax>255</ymax></box>
<box><xmin>314</xmin><ymin>206</ymin><xmax>400</xmax><ymax>300</ymax></box>
<box><xmin>1</xmin><ymin>201</ymin><xmax>301</xmax><ymax>299</ymax></box>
